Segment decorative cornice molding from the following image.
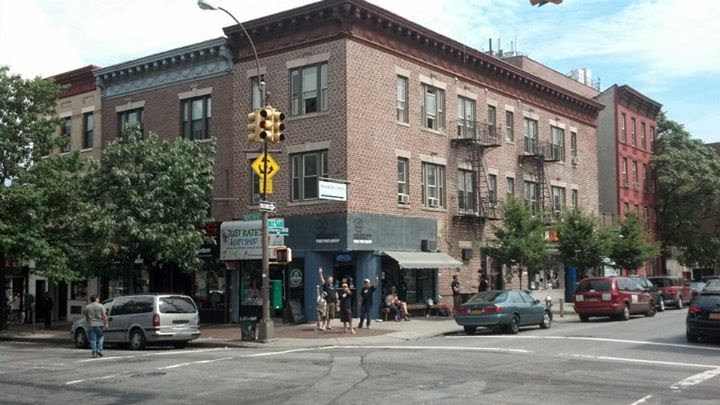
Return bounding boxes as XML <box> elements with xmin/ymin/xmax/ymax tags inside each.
<box><xmin>94</xmin><ymin>37</ymin><xmax>232</xmax><ymax>99</ymax></box>
<box><xmin>617</xmin><ymin>84</ymin><xmax>662</xmax><ymax>119</ymax></box>
<box><xmin>51</xmin><ymin>65</ymin><xmax>100</xmax><ymax>98</ymax></box>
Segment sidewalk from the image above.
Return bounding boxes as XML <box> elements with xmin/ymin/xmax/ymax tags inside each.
<box><xmin>1</xmin><ymin>311</ymin><xmax>578</xmax><ymax>349</ymax></box>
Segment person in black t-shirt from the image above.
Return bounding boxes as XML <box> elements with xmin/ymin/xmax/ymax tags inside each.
<box><xmin>451</xmin><ymin>275</ymin><xmax>462</xmax><ymax>312</ymax></box>
<box><xmin>358</xmin><ymin>276</ymin><xmax>378</xmax><ymax>329</ymax></box>
<box><xmin>319</xmin><ymin>267</ymin><xmax>338</xmax><ymax>330</ymax></box>
<box><xmin>338</xmin><ymin>283</ymin><xmax>356</xmax><ymax>334</ymax></box>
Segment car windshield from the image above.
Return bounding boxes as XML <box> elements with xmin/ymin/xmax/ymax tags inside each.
<box><xmin>575</xmin><ymin>279</ymin><xmax>612</xmax><ymax>293</ymax></box>
<box><xmin>650</xmin><ymin>278</ymin><xmax>675</xmax><ymax>287</ymax></box>
<box><xmin>690</xmin><ymin>282</ymin><xmax>706</xmax><ymax>290</ymax></box>
<box><xmin>466</xmin><ymin>291</ymin><xmax>507</xmax><ymax>304</ymax></box>
<box><xmin>159</xmin><ymin>297</ymin><xmax>197</xmax><ymax>314</ymax></box>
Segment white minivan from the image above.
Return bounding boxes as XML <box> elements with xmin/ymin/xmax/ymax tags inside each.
<box><xmin>71</xmin><ymin>294</ymin><xmax>201</xmax><ymax>350</ymax></box>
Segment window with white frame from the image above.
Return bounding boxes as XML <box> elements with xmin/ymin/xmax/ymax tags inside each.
<box><xmin>458</xmin><ymin>169</ymin><xmax>475</xmax><ymax>212</ymax></box>
<box><xmin>397</xmin><ymin>158</ymin><xmax>409</xmax><ymax>203</ymax></box>
<box><xmin>632</xmin><ymin>161</ymin><xmax>639</xmax><ymax>188</ymax></box>
<box><xmin>291</xmin><ymin>63</ymin><xmax>328</xmax><ymax>116</ymax></box>
<box><xmin>631</xmin><ymin>117</ymin><xmax>637</xmax><ymax>147</ymax></box>
<box><xmin>397</xmin><ymin>76</ymin><xmax>408</xmax><ymax>123</ymax></box>
<box><xmin>421</xmin><ymin>84</ymin><xmax>445</xmax><ymax>131</ymax></box>
<box><xmin>487</xmin><ymin>105</ymin><xmax>497</xmax><ymax>137</ymax></box>
<box><xmin>571</xmin><ymin>189</ymin><xmax>578</xmax><ymax>208</ymax></box>
<box><xmin>181</xmin><ymin>95</ymin><xmax>211</xmax><ymax>140</ymax></box>
<box><xmin>488</xmin><ymin>174</ymin><xmax>497</xmax><ymax>205</ymax></box>
<box><xmin>641</xmin><ymin>122</ymin><xmax>646</xmax><ymax>150</ymax></box>
<box><xmin>457</xmin><ymin>97</ymin><xmax>475</xmax><ymax>138</ymax></box>
<box><xmin>523</xmin><ymin>118</ymin><xmax>538</xmax><ymax>154</ymax></box>
<box><xmin>505</xmin><ymin>111</ymin><xmax>514</xmax><ymax>141</ymax></box>
<box><xmin>118</xmin><ymin>108</ymin><xmax>143</xmax><ymax>135</ymax></box>
<box><xmin>422</xmin><ymin>163</ymin><xmax>445</xmax><ymax>208</ymax></box>
<box><xmin>650</xmin><ymin>126</ymin><xmax>656</xmax><ymax>152</ymax></box>
<box><xmin>60</xmin><ymin>116</ymin><xmax>71</xmax><ymax>153</ymax></box>
<box><xmin>620</xmin><ymin>113</ymin><xmax>627</xmax><ymax>143</ymax></box>
<box><xmin>622</xmin><ymin>158</ymin><xmax>628</xmax><ymax>186</ymax></box>
<box><xmin>551</xmin><ymin>186</ymin><xmax>566</xmax><ymax>218</ymax></box>
<box><xmin>551</xmin><ymin>126</ymin><xmax>565</xmax><ymax>161</ymax></box>
<box><xmin>82</xmin><ymin>112</ymin><xmax>94</xmax><ymax>149</ymax></box>
<box><xmin>524</xmin><ymin>181</ymin><xmax>539</xmax><ymax>215</ymax></box>
<box><xmin>570</xmin><ymin>131</ymin><xmax>577</xmax><ymax>158</ymax></box>
<box><xmin>506</xmin><ymin>176</ymin><xmax>515</xmax><ymax>198</ymax></box>
<box><xmin>291</xmin><ymin>150</ymin><xmax>328</xmax><ymax>201</ymax></box>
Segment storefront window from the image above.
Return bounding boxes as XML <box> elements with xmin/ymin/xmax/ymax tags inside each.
<box><xmin>195</xmin><ymin>270</ymin><xmax>226</xmax><ymax>309</ymax></box>
<box><xmin>241</xmin><ymin>267</ymin><xmax>263</xmax><ymax>306</ymax></box>
<box><xmin>70</xmin><ymin>281</ymin><xmax>88</xmax><ymax>300</ymax></box>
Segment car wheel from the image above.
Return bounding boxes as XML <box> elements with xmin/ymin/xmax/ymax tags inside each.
<box><xmin>128</xmin><ymin>328</ymin><xmax>147</xmax><ymax>350</ymax></box>
<box><xmin>620</xmin><ymin>305</ymin><xmax>630</xmax><ymax>321</ymax></box>
<box><xmin>463</xmin><ymin>326</ymin><xmax>477</xmax><ymax>335</ymax></box>
<box><xmin>74</xmin><ymin>329</ymin><xmax>89</xmax><ymax>349</ymax></box>
<box><xmin>676</xmin><ymin>295</ymin><xmax>684</xmax><ymax>309</ymax></box>
<box><xmin>173</xmin><ymin>341</ymin><xmax>189</xmax><ymax>349</ymax></box>
<box><xmin>507</xmin><ymin>315</ymin><xmax>520</xmax><ymax>334</ymax></box>
<box><xmin>579</xmin><ymin>314</ymin><xmax>590</xmax><ymax>322</ymax></box>
<box><xmin>539</xmin><ymin>312</ymin><xmax>552</xmax><ymax>329</ymax></box>
<box><xmin>686</xmin><ymin>331</ymin><xmax>699</xmax><ymax>342</ymax></box>
<box><xmin>658</xmin><ymin>299</ymin><xmax>665</xmax><ymax>312</ymax></box>
<box><xmin>644</xmin><ymin>304</ymin><xmax>656</xmax><ymax>317</ymax></box>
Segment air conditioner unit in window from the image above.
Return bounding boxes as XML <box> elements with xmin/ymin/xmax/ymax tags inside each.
<box><xmin>571</xmin><ymin>156</ymin><xmax>579</xmax><ymax>165</ymax></box>
<box><xmin>398</xmin><ymin>193</ymin><xmax>410</xmax><ymax>204</ymax></box>
<box><xmin>428</xmin><ymin>197</ymin><xmax>440</xmax><ymax>208</ymax></box>
<box><xmin>421</xmin><ymin>239</ymin><xmax>437</xmax><ymax>252</ymax></box>
<box><xmin>633</xmin><ymin>182</ymin><xmax>640</xmax><ymax>190</ymax></box>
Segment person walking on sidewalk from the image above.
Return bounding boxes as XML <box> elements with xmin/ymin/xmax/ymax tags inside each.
<box><xmin>338</xmin><ymin>283</ymin><xmax>356</xmax><ymax>334</ymax></box>
<box><xmin>451</xmin><ymin>275</ymin><xmax>462</xmax><ymax>313</ymax></box>
<box><xmin>83</xmin><ymin>295</ymin><xmax>108</xmax><ymax>358</ymax></box>
<box><xmin>319</xmin><ymin>267</ymin><xmax>338</xmax><ymax>330</ymax></box>
<box><xmin>358</xmin><ymin>276</ymin><xmax>378</xmax><ymax>329</ymax></box>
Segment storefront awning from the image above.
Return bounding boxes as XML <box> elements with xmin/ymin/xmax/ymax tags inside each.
<box><xmin>382</xmin><ymin>251</ymin><xmax>463</xmax><ymax>269</ymax></box>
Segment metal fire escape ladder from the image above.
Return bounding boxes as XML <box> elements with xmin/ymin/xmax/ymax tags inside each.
<box><xmin>470</xmin><ymin>146</ymin><xmax>498</xmax><ymax>220</ymax></box>
<box><xmin>518</xmin><ymin>140</ymin><xmax>557</xmax><ymax>219</ymax></box>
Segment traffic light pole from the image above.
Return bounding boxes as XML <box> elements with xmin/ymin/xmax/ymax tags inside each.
<box><xmin>258</xmin><ymin>141</ymin><xmax>274</xmax><ymax>342</ymax></box>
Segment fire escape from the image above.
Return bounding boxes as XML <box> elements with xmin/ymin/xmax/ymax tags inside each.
<box><xmin>451</xmin><ymin>120</ymin><xmax>502</xmax><ymax>237</ymax></box>
<box><xmin>517</xmin><ymin>137</ymin><xmax>561</xmax><ymax>219</ymax></box>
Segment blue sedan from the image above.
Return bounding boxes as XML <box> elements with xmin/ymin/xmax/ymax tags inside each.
<box><xmin>454</xmin><ymin>290</ymin><xmax>552</xmax><ymax>335</ymax></box>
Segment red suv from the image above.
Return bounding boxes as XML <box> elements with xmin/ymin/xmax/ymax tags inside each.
<box><xmin>574</xmin><ymin>277</ymin><xmax>654</xmax><ymax>322</ymax></box>
<box><xmin>648</xmin><ymin>276</ymin><xmax>692</xmax><ymax>309</ymax></box>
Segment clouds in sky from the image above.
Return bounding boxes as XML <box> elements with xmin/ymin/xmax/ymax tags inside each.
<box><xmin>1</xmin><ymin>0</ymin><xmax>718</xmax><ymax>141</ymax></box>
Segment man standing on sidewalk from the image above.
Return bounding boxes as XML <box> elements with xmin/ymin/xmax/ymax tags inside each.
<box><xmin>83</xmin><ymin>295</ymin><xmax>108</xmax><ymax>358</ymax></box>
<box><xmin>319</xmin><ymin>267</ymin><xmax>338</xmax><ymax>330</ymax></box>
<box><xmin>451</xmin><ymin>275</ymin><xmax>462</xmax><ymax>313</ymax></box>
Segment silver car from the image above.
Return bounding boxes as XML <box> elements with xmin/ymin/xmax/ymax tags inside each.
<box><xmin>71</xmin><ymin>294</ymin><xmax>201</xmax><ymax>350</ymax></box>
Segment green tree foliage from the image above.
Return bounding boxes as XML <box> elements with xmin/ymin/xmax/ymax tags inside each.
<box><xmin>608</xmin><ymin>211</ymin><xmax>660</xmax><ymax>272</ymax></box>
<box><xmin>485</xmin><ymin>196</ymin><xmax>547</xmax><ymax>287</ymax></box>
<box><xmin>88</xmin><ymin>126</ymin><xmax>215</xmax><ymax>277</ymax></box>
<box><xmin>653</xmin><ymin>111</ymin><xmax>720</xmax><ymax>267</ymax></box>
<box><xmin>556</xmin><ymin>208</ymin><xmax>612</xmax><ymax>274</ymax></box>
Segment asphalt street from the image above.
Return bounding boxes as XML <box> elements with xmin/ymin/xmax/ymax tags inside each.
<box><xmin>1</xmin><ymin>309</ymin><xmax>718</xmax><ymax>405</ymax></box>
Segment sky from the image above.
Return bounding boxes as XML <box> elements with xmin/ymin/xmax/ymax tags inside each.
<box><xmin>1</xmin><ymin>0</ymin><xmax>718</xmax><ymax>143</ymax></box>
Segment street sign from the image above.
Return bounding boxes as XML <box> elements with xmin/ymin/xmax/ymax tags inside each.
<box><xmin>259</xmin><ymin>200</ymin><xmax>277</xmax><ymax>212</ymax></box>
<box><xmin>251</xmin><ymin>153</ymin><xmax>280</xmax><ymax>179</ymax></box>
<box><xmin>268</xmin><ymin>227</ymin><xmax>289</xmax><ymax>235</ymax></box>
<box><xmin>268</xmin><ymin>218</ymin><xmax>285</xmax><ymax>228</ymax></box>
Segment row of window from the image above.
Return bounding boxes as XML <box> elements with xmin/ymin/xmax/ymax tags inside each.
<box><xmin>59</xmin><ymin>112</ymin><xmax>94</xmax><ymax>153</ymax></box>
<box><xmin>117</xmin><ymin>95</ymin><xmax>211</xmax><ymax>141</ymax></box>
<box><xmin>620</xmin><ymin>158</ymin><xmax>653</xmax><ymax>192</ymax></box>
<box><xmin>251</xmin><ymin>149</ymin><xmax>579</xmax><ymax>216</ymax></box>
<box><xmin>620</xmin><ymin>112</ymin><xmax>656</xmax><ymax>151</ymax></box>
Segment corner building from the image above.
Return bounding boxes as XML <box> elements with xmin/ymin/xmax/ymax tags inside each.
<box><xmin>220</xmin><ymin>0</ymin><xmax>602</xmax><ymax>321</ymax></box>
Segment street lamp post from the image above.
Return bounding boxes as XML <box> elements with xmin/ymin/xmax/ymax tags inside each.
<box><xmin>198</xmin><ymin>0</ymin><xmax>274</xmax><ymax>342</ymax></box>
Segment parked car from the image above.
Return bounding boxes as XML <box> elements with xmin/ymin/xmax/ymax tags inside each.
<box><xmin>648</xmin><ymin>276</ymin><xmax>692</xmax><ymax>309</ymax></box>
<box><xmin>454</xmin><ymin>290</ymin><xmax>551</xmax><ymax>335</ymax></box>
<box><xmin>573</xmin><ymin>277</ymin><xmax>654</xmax><ymax>322</ymax></box>
<box><xmin>71</xmin><ymin>294</ymin><xmax>201</xmax><ymax>350</ymax></box>
<box><xmin>631</xmin><ymin>276</ymin><xmax>665</xmax><ymax>312</ymax></box>
<box><xmin>686</xmin><ymin>280</ymin><xmax>720</xmax><ymax>342</ymax></box>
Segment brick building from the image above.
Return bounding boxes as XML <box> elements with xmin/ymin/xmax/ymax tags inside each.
<box><xmin>219</xmin><ymin>0</ymin><xmax>603</xmax><ymax>321</ymax></box>
<box><xmin>595</xmin><ymin>85</ymin><xmax>662</xmax><ymax>275</ymax></box>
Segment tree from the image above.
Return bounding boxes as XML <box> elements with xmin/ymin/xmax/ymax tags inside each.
<box><xmin>485</xmin><ymin>196</ymin><xmax>547</xmax><ymax>288</ymax></box>
<box><xmin>556</xmin><ymin>208</ymin><xmax>612</xmax><ymax>276</ymax></box>
<box><xmin>88</xmin><ymin>126</ymin><xmax>215</xmax><ymax>286</ymax></box>
<box><xmin>653</xmin><ymin>111</ymin><xmax>720</xmax><ymax>268</ymax></box>
<box><xmin>608</xmin><ymin>211</ymin><xmax>660</xmax><ymax>273</ymax></box>
<box><xmin>0</xmin><ymin>66</ymin><xmax>63</xmax><ymax>327</ymax></box>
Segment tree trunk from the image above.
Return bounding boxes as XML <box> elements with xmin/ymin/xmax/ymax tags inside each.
<box><xmin>0</xmin><ymin>252</ymin><xmax>7</xmax><ymax>330</ymax></box>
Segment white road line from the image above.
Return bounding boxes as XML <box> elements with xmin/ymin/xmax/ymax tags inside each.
<box><xmin>157</xmin><ymin>356</ymin><xmax>233</xmax><ymax>370</ymax></box>
<box><xmin>630</xmin><ymin>395</ymin><xmax>652</xmax><ymax>405</ymax></box>
<box><xmin>77</xmin><ymin>347</ymin><xmax>228</xmax><ymax>363</ymax></box>
<box><xmin>65</xmin><ymin>373</ymin><xmax>119</xmax><ymax>386</ymax></box>
<box><xmin>566</xmin><ymin>353</ymin><xmax>719</xmax><ymax>369</ymax></box>
<box><xmin>333</xmin><ymin>345</ymin><xmax>530</xmax><ymax>354</ymax></box>
<box><xmin>243</xmin><ymin>347</ymin><xmax>330</xmax><ymax>357</ymax></box>
<box><xmin>670</xmin><ymin>367</ymin><xmax>720</xmax><ymax>391</ymax></box>
<box><xmin>447</xmin><ymin>334</ymin><xmax>720</xmax><ymax>351</ymax></box>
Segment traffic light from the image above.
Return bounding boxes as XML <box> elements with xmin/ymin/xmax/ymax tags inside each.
<box><xmin>258</xmin><ymin>108</ymin><xmax>272</xmax><ymax>141</ymax></box>
<box><xmin>247</xmin><ymin>109</ymin><xmax>262</xmax><ymax>142</ymax></box>
<box><xmin>269</xmin><ymin>108</ymin><xmax>286</xmax><ymax>144</ymax></box>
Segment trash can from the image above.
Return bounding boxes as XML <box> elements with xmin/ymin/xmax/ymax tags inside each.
<box><xmin>270</xmin><ymin>280</ymin><xmax>283</xmax><ymax>310</ymax></box>
<box><xmin>239</xmin><ymin>316</ymin><xmax>259</xmax><ymax>341</ymax></box>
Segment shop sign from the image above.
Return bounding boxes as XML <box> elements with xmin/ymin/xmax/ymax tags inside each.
<box><xmin>220</xmin><ymin>221</ymin><xmax>285</xmax><ymax>261</ymax></box>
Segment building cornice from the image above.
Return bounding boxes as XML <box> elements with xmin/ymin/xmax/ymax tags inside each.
<box><xmin>225</xmin><ymin>0</ymin><xmax>603</xmax><ymax>126</ymax></box>
<box><xmin>94</xmin><ymin>37</ymin><xmax>232</xmax><ymax>99</ymax></box>
<box><xmin>51</xmin><ymin>65</ymin><xmax>100</xmax><ymax>98</ymax></box>
<box><xmin>617</xmin><ymin>84</ymin><xmax>663</xmax><ymax>119</ymax></box>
